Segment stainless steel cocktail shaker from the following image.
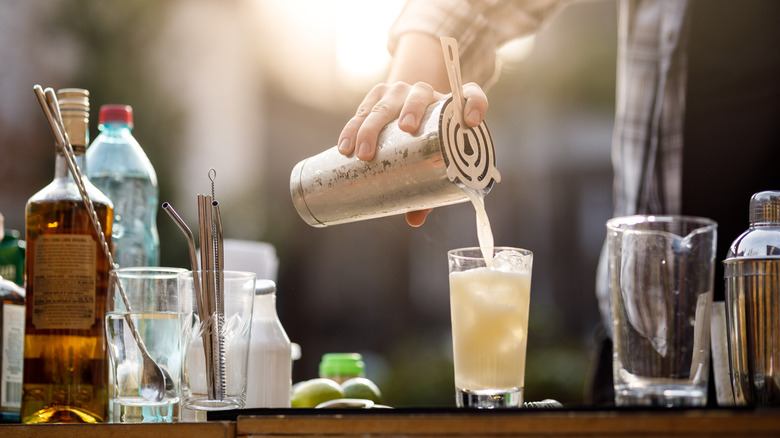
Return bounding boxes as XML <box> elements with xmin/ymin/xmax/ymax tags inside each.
<box><xmin>724</xmin><ymin>190</ymin><xmax>780</xmax><ymax>405</ymax></box>
<box><xmin>290</xmin><ymin>98</ymin><xmax>501</xmax><ymax>227</ymax></box>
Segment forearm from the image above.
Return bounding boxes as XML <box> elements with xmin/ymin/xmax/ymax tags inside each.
<box><xmin>387</xmin><ymin>32</ymin><xmax>451</xmax><ymax>93</ymax></box>
<box><xmin>388</xmin><ymin>0</ymin><xmax>570</xmax><ymax>87</ymax></box>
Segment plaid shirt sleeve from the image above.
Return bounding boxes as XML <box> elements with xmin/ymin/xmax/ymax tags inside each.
<box><xmin>599</xmin><ymin>0</ymin><xmax>692</xmax><ymax>336</ymax></box>
<box><xmin>388</xmin><ymin>0</ymin><xmax>569</xmax><ymax>86</ymax></box>
<box><xmin>611</xmin><ymin>0</ymin><xmax>691</xmax><ymax>217</ymax></box>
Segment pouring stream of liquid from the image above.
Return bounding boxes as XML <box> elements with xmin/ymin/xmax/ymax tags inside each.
<box><xmin>440</xmin><ymin>37</ymin><xmax>496</xmax><ymax>266</ymax></box>
<box><xmin>464</xmin><ymin>188</ymin><xmax>495</xmax><ymax>267</ymax></box>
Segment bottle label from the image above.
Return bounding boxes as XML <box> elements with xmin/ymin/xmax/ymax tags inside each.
<box><xmin>32</xmin><ymin>234</ymin><xmax>96</xmax><ymax>330</ymax></box>
<box><xmin>2</xmin><ymin>303</ymin><xmax>24</xmax><ymax>409</ymax></box>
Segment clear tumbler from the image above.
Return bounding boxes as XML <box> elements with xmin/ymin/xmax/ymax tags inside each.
<box><xmin>608</xmin><ymin>215</ymin><xmax>717</xmax><ymax>407</ymax></box>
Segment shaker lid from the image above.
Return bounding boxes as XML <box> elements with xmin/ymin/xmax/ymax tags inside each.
<box><xmin>749</xmin><ymin>190</ymin><xmax>780</xmax><ymax>226</ymax></box>
<box><xmin>725</xmin><ymin>190</ymin><xmax>780</xmax><ymax>261</ymax></box>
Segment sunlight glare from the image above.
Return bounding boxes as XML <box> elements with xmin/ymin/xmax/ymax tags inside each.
<box><xmin>333</xmin><ymin>0</ymin><xmax>405</xmax><ymax>89</ymax></box>
<box><xmin>253</xmin><ymin>0</ymin><xmax>405</xmax><ymax>108</ymax></box>
<box><xmin>497</xmin><ymin>35</ymin><xmax>536</xmax><ymax>66</ymax></box>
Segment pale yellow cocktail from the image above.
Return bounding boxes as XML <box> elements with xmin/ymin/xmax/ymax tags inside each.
<box><xmin>448</xmin><ymin>248</ymin><xmax>532</xmax><ymax>408</ymax></box>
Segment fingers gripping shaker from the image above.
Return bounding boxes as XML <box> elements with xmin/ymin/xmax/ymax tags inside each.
<box><xmin>289</xmin><ymin>98</ymin><xmax>501</xmax><ymax>227</ymax></box>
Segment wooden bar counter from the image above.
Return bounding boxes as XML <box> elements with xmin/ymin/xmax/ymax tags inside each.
<box><xmin>2</xmin><ymin>407</ymin><xmax>780</xmax><ymax>437</ymax></box>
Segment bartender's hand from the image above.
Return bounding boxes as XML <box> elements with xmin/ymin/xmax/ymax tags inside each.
<box><xmin>336</xmin><ymin>83</ymin><xmax>487</xmax><ymax>227</ymax></box>
<box><xmin>336</xmin><ymin>33</ymin><xmax>490</xmax><ymax>227</ymax></box>
<box><xmin>337</xmin><ymin>81</ymin><xmax>488</xmax><ymax>162</ymax></box>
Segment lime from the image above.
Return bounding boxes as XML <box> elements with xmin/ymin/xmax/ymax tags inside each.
<box><xmin>340</xmin><ymin>377</ymin><xmax>382</xmax><ymax>403</ymax></box>
<box><xmin>291</xmin><ymin>378</ymin><xmax>345</xmax><ymax>408</ymax></box>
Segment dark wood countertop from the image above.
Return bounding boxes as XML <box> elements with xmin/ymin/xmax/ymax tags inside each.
<box><xmin>2</xmin><ymin>407</ymin><xmax>779</xmax><ymax>437</ymax></box>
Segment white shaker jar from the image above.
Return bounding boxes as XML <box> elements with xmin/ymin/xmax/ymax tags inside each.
<box><xmin>245</xmin><ymin>280</ymin><xmax>292</xmax><ymax>408</ymax></box>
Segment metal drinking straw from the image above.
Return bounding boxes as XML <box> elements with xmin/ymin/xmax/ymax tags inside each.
<box><xmin>212</xmin><ymin>199</ymin><xmax>226</xmax><ymax>398</ymax></box>
<box><xmin>162</xmin><ymin>201</ymin><xmax>215</xmax><ymax>396</ymax></box>
<box><xmin>164</xmin><ymin>169</ymin><xmax>226</xmax><ymax>402</ymax></box>
<box><xmin>181</xmin><ymin>169</ymin><xmax>226</xmax><ymax>401</ymax></box>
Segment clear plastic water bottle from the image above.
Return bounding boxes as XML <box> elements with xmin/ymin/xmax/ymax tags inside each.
<box><xmin>87</xmin><ymin>104</ymin><xmax>159</xmax><ymax>267</ymax></box>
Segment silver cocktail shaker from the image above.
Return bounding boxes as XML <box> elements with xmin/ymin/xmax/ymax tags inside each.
<box><xmin>290</xmin><ymin>98</ymin><xmax>501</xmax><ymax>227</ymax></box>
<box><xmin>724</xmin><ymin>190</ymin><xmax>780</xmax><ymax>405</ymax></box>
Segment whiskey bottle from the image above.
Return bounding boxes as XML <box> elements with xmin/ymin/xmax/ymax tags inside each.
<box><xmin>21</xmin><ymin>89</ymin><xmax>114</xmax><ymax>423</ymax></box>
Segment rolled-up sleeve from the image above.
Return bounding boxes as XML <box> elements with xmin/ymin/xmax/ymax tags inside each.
<box><xmin>388</xmin><ymin>0</ymin><xmax>570</xmax><ymax>86</ymax></box>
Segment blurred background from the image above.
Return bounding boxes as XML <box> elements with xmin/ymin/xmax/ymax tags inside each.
<box><xmin>0</xmin><ymin>0</ymin><xmax>616</xmax><ymax>406</ymax></box>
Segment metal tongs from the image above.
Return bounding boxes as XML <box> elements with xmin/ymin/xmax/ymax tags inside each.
<box><xmin>32</xmin><ymin>84</ymin><xmax>171</xmax><ymax>403</ymax></box>
<box><xmin>163</xmin><ymin>170</ymin><xmax>225</xmax><ymax>400</ymax></box>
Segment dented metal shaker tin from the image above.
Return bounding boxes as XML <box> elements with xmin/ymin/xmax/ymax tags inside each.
<box><xmin>290</xmin><ymin>97</ymin><xmax>501</xmax><ymax>227</ymax></box>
